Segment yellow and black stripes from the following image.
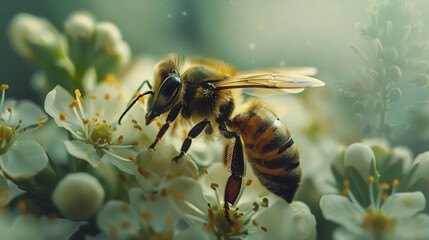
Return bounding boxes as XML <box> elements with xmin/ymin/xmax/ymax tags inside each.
<box><xmin>229</xmin><ymin>103</ymin><xmax>301</xmax><ymax>203</ymax></box>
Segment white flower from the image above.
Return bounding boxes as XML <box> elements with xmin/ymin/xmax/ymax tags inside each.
<box><xmin>44</xmin><ymin>80</ymin><xmax>154</xmax><ymax>173</ymax></box>
<box><xmin>0</xmin><ymin>84</ymin><xmax>49</xmax><ymax>179</ymax></box>
<box><xmin>64</xmin><ymin>12</ymin><xmax>95</xmax><ymax>40</ymax></box>
<box><xmin>52</xmin><ymin>172</ymin><xmax>105</xmax><ymax>220</ymax></box>
<box><xmin>132</xmin><ymin>145</ymin><xmax>199</xmax><ymax>192</ymax></box>
<box><xmin>321</xmin><ymin>191</ymin><xmax>429</xmax><ymax>240</ymax></box>
<box><xmin>168</xmin><ymin>163</ymin><xmax>317</xmax><ymax>240</ymax></box>
<box><xmin>0</xmin><ymin>173</ymin><xmax>9</xmax><ymax>207</ymax></box>
<box><xmin>114</xmin><ymin>41</ymin><xmax>131</xmax><ymax>67</ymax></box>
<box><xmin>409</xmin><ymin>152</ymin><xmax>429</xmax><ymax>187</ymax></box>
<box><xmin>8</xmin><ymin>13</ymin><xmax>63</xmax><ymax>59</ymax></box>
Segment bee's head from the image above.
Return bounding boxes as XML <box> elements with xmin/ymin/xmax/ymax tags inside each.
<box><xmin>145</xmin><ymin>69</ymin><xmax>181</xmax><ymax>125</ymax></box>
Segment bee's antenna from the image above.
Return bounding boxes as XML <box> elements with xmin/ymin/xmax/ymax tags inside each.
<box><xmin>118</xmin><ymin>90</ymin><xmax>154</xmax><ymax>125</ymax></box>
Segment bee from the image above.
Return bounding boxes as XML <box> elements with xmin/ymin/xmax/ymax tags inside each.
<box><xmin>119</xmin><ymin>54</ymin><xmax>324</xmax><ymax>220</ymax></box>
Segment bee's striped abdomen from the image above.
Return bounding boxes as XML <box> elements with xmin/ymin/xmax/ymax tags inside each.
<box><xmin>230</xmin><ymin>104</ymin><xmax>301</xmax><ymax>203</ymax></box>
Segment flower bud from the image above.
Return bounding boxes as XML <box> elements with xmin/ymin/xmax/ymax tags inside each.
<box><xmin>52</xmin><ymin>172</ymin><xmax>104</xmax><ymax>220</ymax></box>
<box><xmin>114</xmin><ymin>41</ymin><xmax>131</xmax><ymax>67</ymax></box>
<box><xmin>352</xmin><ymin>101</ymin><xmax>364</xmax><ymax>114</ymax></box>
<box><xmin>409</xmin><ymin>152</ymin><xmax>429</xmax><ymax>187</ymax></box>
<box><xmin>344</xmin><ymin>143</ymin><xmax>376</xmax><ymax>182</ymax></box>
<box><xmin>415</xmin><ymin>74</ymin><xmax>429</xmax><ymax>87</ymax></box>
<box><xmin>93</xmin><ymin>22</ymin><xmax>122</xmax><ymax>55</ymax></box>
<box><xmin>388</xmin><ymin>88</ymin><xmax>402</xmax><ymax>102</ymax></box>
<box><xmin>331</xmin><ymin>145</ymin><xmax>346</xmax><ymax>177</ymax></box>
<box><xmin>64</xmin><ymin>12</ymin><xmax>95</xmax><ymax>39</ymax></box>
<box><xmin>390</xmin><ymin>146</ymin><xmax>412</xmax><ymax>173</ymax></box>
<box><xmin>388</xmin><ymin>65</ymin><xmax>402</xmax><ymax>81</ymax></box>
<box><xmin>8</xmin><ymin>13</ymin><xmax>61</xmax><ymax>59</ymax></box>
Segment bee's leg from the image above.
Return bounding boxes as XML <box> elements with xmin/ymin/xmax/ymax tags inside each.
<box><xmin>219</xmin><ymin>124</ymin><xmax>244</xmax><ymax>225</ymax></box>
<box><xmin>148</xmin><ymin>102</ymin><xmax>183</xmax><ymax>150</ymax></box>
<box><xmin>172</xmin><ymin>119</ymin><xmax>211</xmax><ymax>162</ymax></box>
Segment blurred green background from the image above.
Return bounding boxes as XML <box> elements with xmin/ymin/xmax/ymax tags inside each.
<box><xmin>1</xmin><ymin>0</ymin><xmax>427</xmax><ymax>100</ymax></box>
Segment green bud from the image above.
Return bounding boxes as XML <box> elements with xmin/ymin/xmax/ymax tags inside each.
<box><xmin>388</xmin><ymin>88</ymin><xmax>402</xmax><ymax>102</ymax></box>
<box><xmin>52</xmin><ymin>172</ymin><xmax>105</xmax><ymax>220</ymax></box>
<box><xmin>388</xmin><ymin>66</ymin><xmax>402</xmax><ymax>81</ymax></box>
<box><xmin>352</xmin><ymin>101</ymin><xmax>365</xmax><ymax>113</ymax></box>
<box><xmin>382</xmin><ymin>47</ymin><xmax>399</xmax><ymax>62</ymax></box>
<box><xmin>414</xmin><ymin>74</ymin><xmax>429</xmax><ymax>87</ymax></box>
<box><xmin>373</xmin><ymin>100</ymin><xmax>383</xmax><ymax>112</ymax></box>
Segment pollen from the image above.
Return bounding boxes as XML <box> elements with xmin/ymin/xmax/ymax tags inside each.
<box><xmin>262</xmin><ymin>198</ymin><xmax>269</xmax><ymax>208</ymax></box>
<box><xmin>121</xmin><ymin>221</ymin><xmax>131</xmax><ymax>229</ymax></box>
<box><xmin>36</xmin><ymin>123</ymin><xmax>43</xmax><ymax>128</ymax></box>
<box><xmin>131</xmin><ymin>141</ymin><xmax>138</xmax><ymax>146</ymax></box>
<box><xmin>368</xmin><ymin>176</ymin><xmax>375</xmax><ymax>183</ymax></box>
<box><xmin>261</xmin><ymin>226</ymin><xmax>268</xmax><ymax>232</ymax></box>
<box><xmin>83</xmin><ymin>119</ymin><xmax>90</xmax><ymax>125</ymax></box>
<box><xmin>108</xmin><ymin>225</ymin><xmax>117</xmax><ymax>236</ymax></box>
<box><xmin>69</xmin><ymin>100</ymin><xmax>78</xmax><ymax>108</ymax></box>
<box><xmin>104</xmin><ymin>93</ymin><xmax>110</xmax><ymax>100</ymax></box>
<box><xmin>105</xmin><ymin>73</ymin><xmax>119</xmax><ymax>85</ymax></box>
<box><xmin>379</xmin><ymin>182</ymin><xmax>390</xmax><ymax>190</ymax></box>
<box><xmin>120</xmin><ymin>203</ymin><xmax>129</xmax><ymax>213</ymax></box>
<box><xmin>165</xmin><ymin>215</ymin><xmax>173</xmax><ymax>225</ymax></box>
<box><xmin>140</xmin><ymin>211</ymin><xmax>152</xmax><ymax>222</ymax></box>
<box><xmin>138</xmin><ymin>166</ymin><xmax>149</xmax><ymax>178</ymax></box>
<box><xmin>343</xmin><ymin>178</ymin><xmax>350</xmax><ymax>188</ymax></box>
<box><xmin>202</xmin><ymin>169</ymin><xmax>208</xmax><ymax>175</ymax></box>
<box><xmin>74</xmin><ymin>89</ymin><xmax>82</xmax><ymax>98</ymax></box>
<box><xmin>252</xmin><ymin>219</ymin><xmax>260</xmax><ymax>227</ymax></box>
<box><xmin>246</xmin><ymin>179</ymin><xmax>253</xmax><ymax>186</ymax></box>
<box><xmin>37</xmin><ymin>117</ymin><xmax>47</xmax><ymax>121</ymax></box>
<box><xmin>7</xmin><ymin>108</ymin><xmax>12</xmax><ymax>112</ymax></box>
<box><xmin>89</xmin><ymin>95</ymin><xmax>97</xmax><ymax>100</ymax></box>
<box><xmin>210</xmin><ymin>183</ymin><xmax>219</xmax><ymax>191</ymax></box>
<box><xmin>17</xmin><ymin>200</ymin><xmax>27</xmax><ymax>213</ymax></box>
<box><xmin>117</xmin><ymin>135</ymin><xmax>123</xmax><ymax>143</ymax></box>
<box><xmin>128</xmin><ymin>156</ymin><xmax>135</xmax><ymax>161</ymax></box>
<box><xmin>392</xmin><ymin>179</ymin><xmax>399</xmax><ymax>187</ymax></box>
<box><xmin>253</xmin><ymin>202</ymin><xmax>259</xmax><ymax>211</ymax></box>
<box><xmin>133</xmin><ymin>125</ymin><xmax>142</xmax><ymax>131</ymax></box>
<box><xmin>0</xmin><ymin>84</ymin><xmax>9</xmax><ymax>90</ymax></box>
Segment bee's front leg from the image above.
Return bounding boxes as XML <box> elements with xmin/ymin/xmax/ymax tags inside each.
<box><xmin>149</xmin><ymin>102</ymin><xmax>183</xmax><ymax>150</ymax></box>
<box><xmin>171</xmin><ymin>119</ymin><xmax>211</xmax><ymax>161</ymax></box>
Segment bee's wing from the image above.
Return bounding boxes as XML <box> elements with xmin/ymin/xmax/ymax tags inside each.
<box><xmin>238</xmin><ymin>67</ymin><xmax>318</xmax><ymax>76</ymax></box>
<box><xmin>213</xmin><ymin>70</ymin><xmax>325</xmax><ymax>95</ymax></box>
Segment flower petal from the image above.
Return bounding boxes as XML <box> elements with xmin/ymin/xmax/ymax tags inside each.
<box><xmin>395</xmin><ymin>213</ymin><xmax>429</xmax><ymax>239</ymax></box>
<box><xmin>44</xmin><ymin>85</ymin><xmax>82</xmax><ymax>132</ymax></box>
<box><xmin>320</xmin><ymin>194</ymin><xmax>363</xmax><ymax>233</ymax></box>
<box><xmin>64</xmin><ymin>140</ymin><xmax>100</xmax><ymax>167</ymax></box>
<box><xmin>0</xmin><ymin>174</ymin><xmax>9</xmax><ymax>207</ymax></box>
<box><xmin>3</xmin><ymin>99</ymin><xmax>47</xmax><ymax>129</ymax></box>
<box><xmin>174</xmin><ymin>227</ymin><xmax>211</xmax><ymax>240</ymax></box>
<box><xmin>0</xmin><ymin>140</ymin><xmax>48</xmax><ymax>179</ymax></box>
<box><xmin>382</xmin><ymin>192</ymin><xmax>425</xmax><ymax>219</ymax></box>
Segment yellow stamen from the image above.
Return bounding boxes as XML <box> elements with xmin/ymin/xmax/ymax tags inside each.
<box><xmin>368</xmin><ymin>176</ymin><xmax>375</xmax><ymax>183</ymax></box>
<box><xmin>69</xmin><ymin>100</ymin><xmax>78</xmax><ymax>108</ymax></box>
<box><xmin>343</xmin><ymin>178</ymin><xmax>350</xmax><ymax>188</ymax></box>
<box><xmin>108</xmin><ymin>225</ymin><xmax>117</xmax><ymax>236</ymax></box>
<box><xmin>128</xmin><ymin>156</ymin><xmax>135</xmax><ymax>161</ymax></box>
<box><xmin>202</xmin><ymin>169</ymin><xmax>208</xmax><ymax>175</ymax></box>
<box><xmin>89</xmin><ymin>95</ymin><xmax>97</xmax><ymax>100</ymax></box>
<box><xmin>252</xmin><ymin>219</ymin><xmax>259</xmax><ymax>227</ymax></box>
<box><xmin>140</xmin><ymin>211</ymin><xmax>152</xmax><ymax>222</ymax></box>
<box><xmin>121</xmin><ymin>221</ymin><xmax>130</xmax><ymax>229</ymax></box>
<box><xmin>379</xmin><ymin>182</ymin><xmax>390</xmax><ymax>190</ymax></box>
<box><xmin>138</xmin><ymin>166</ymin><xmax>149</xmax><ymax>178</ymax></box>
<box><xmin>74</xmin><ymin>89</ymin><xmax>81</xmax><ymax>98</ymax></box>
<box><xmin>165</xmin><ymin>216</ymin><xmax>173</xmax><ymax>225</ymax></box>
<box><xmin>210</xmin><ymin>183</ymin><xmax>219</xmax><ymax>191</ymax></box>
<box><xmin>118</xmin><ymin>135</ymin><xmax>123</xmax><ymax>143</ymax></box>
<box><xmin>262</xmin><ymin>198</ymin><xmax>269</xmax><ymax>208</ymax></box>
<box><xmin>37</xmin><ymin>117</ymin><xmax>47</xmax><ymax>121</ymax></box>
<box><xmin>104</xmin><ymin>93</ymin><xmax>110</xmax><ymax>100</ymax></box>
<box><xmin>261</xmin><ymin>226</ymin><xmax>268</xmax><ymax>232</ymax></box>
<box><xmin>131</xmin><ymin>141</ymin><xmax>138</xmax><ymax>146</ymax></box>
<box><xmin>392</xmin><ymin>179</ymin><xmax>399</xmax><ymax>187</ymax></box>
<box><xmin>0</xmin><ymin>84</ymin><xmax>9</xmax><ymax>90</ymax></box>
<box><xmin>120</xmin><ymin>203</ymin><xmax>129</xmax><ymax>213</ymax></box>
<box><xmin>36</xmin><ymin>123</ymin><xmax>43</xmax><ymax>128</ymax></box>
<box><xmin>7</xmin><ymin>108</ymin><xmax>12</xmax><ymax>112</ymax></box>
<box><xmin>246</xmin><ymin>179</ymin><xmax>253</xmax><ymax>186</ymax></box>
<box><xmin>253</xmin><ymin>202</ymin><xmax>259</xmax><ymax>211</ymax></box>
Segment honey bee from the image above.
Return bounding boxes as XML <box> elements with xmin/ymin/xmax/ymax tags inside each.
<box><xmin>119</xmin><ymin>54</ymin><xmax>324</xmax><ymax>220</ymax></box>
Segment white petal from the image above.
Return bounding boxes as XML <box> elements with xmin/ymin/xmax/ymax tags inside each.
<box><xmin>0</xmin><ymin>173</ymin><xmax>9</xmax><ymax>207</ymax></box>
<box><xmin>3</xmin><ymin>99</ymin><xmax>47</xmax><ymax>129</ymax></box>
<box><xmin>333</xmin><ymin>227</ymin><xmax>372</xmax><ymax>240</ymax></box>
<box><xmin>409</xmin><ymin>152</ymin><xmax>429</xmax><ymax>186</ymax></box>
<box><xmin>101</xmin><ymin>148</ymin><xmax>135</xmax><ymax>174</ymax></box>
<box><xmin>44</xmin><ymin>86</ymin><xmax>82</xmax><ymax>132</ymax></box>
<box><xmin>0</xmin><ymin>140</ymin><xmax>48</xmax><ymax>179</ymax></box>
<box><xmin>344</xmin><ymin>143</ymin><xmax>375</xmax><ymax>183</ymax></box>
<box><xmin>320</xmin><ymin>194</ymin><xmax>363</xmax><ymax>233</ymax></box>
<box><xmin>382</xmin><ymin>192</ymin><xmax>425</xmax><ymax>219</ymax></box>
<box><xmin>64</xmin><ymin>140</ymin><xmax>100</xmax><ymax>167</ymax></box>
<box><xmin>395</xmin><ymin>214</ymin><xmax>429</xmax><ymax>239</ymax></box>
